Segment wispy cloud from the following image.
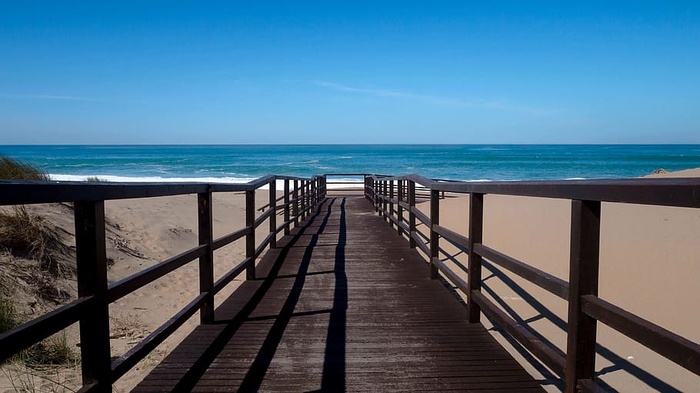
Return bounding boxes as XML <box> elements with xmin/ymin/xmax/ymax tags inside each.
<box><xmin>312</xmin><ymin>81</ymin><xmax>559</xmax><ymax>116</ymax></box>
<box><xmin>0</xmin><ymin>93</ymin><xmax>101</xmax><ymax>101</ymax></box>
<box><xmin>0</xmin><ymin>93</ymin><xmax>152</xmax><ymax>105</ymax></box>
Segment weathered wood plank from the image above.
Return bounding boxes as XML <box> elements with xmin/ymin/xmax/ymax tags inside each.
<box><xmin>135</xmin><ymin>196</ymin><xmax>544</xmax><ymax>392</ymax></box>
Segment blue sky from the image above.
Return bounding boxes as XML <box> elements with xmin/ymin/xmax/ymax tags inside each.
<box><xmin>1</xmin><ymin>1</ymin><xmax>698</xmax><ymax>144</ymax></box>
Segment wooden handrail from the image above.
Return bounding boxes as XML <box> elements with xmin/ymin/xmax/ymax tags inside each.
<box><xmin>474</xmin><ymin>243</ymin><xmax>570</xmax><ymax>300</ymax></box>
<box><xmin>0</xmin><ymin>297</ymin><xmax>93</xmax><ymax>361</ymax></box>
<box><xmin>0</xmin><ymin>174</ymin><xmax>321</xmax><ymax>392</ymax></box>
<box><xmin>433</xmin><ymin>224</ymin><xmax>469</xmax><ymax>254</ymax></box>
<box><xmin>471</xmin><ymin>290</ymin><xmax>567</xmax><ymax>377</ymax></box>
<box><xmin>366</xmin><ymin>173</ymin><xmax>700</xmax><ymax>392</ymax></box>
<box><xmin>411</xmin><ymin>206</ymin><xmax>430</xmax><ymax>227</ymax></box>
<box><xmin>2</xmin><ymin>172</ymin><xmax>699</xmax><ymax>392</ymax></box>
<box><xmin>366</xmin><ymin>174</ymin><xmax>700</xmax><ymax>208</ymax></box>
<box><xmin>253</xmin><ymin>207</ymin><xmax>275</xmax><ymax>229</ymax></box>
<box><xmin>107</xmin><ymin>245</ymin><xmax>207</xmax><ymax>303</ymax></box>
<box><xmin>111</xmin><ymin>292</ymin><xmax>208</xmax><ymax>381</ymax></box>
<box><xmin>212</xmin><ymin>227</ymin><xmax>251</xmax><ymax>250</ymax></box>
<box><xmin>581</xmin><ymin>294</ymin><xmax>700</xmax><ymax>375</ymax></box>
<box><xmin>213</xmin><ymin>258</ymin><xmax>252</xmax><ymax>295</ymax></box>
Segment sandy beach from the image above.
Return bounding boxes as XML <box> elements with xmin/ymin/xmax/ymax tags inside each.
<box><xmin>1</xmin><ymin>170</ymin><xmax>699</xmax><ymax>392</ymax></box>
<box><xmin>0</xmin><ymin>191</ymin><xmax>278</xmax><ymax>392</ymax></box>
<box><xmin>415</xmin><ymin>168</ymin><xmax>700</xmax><ymax>392</ymax></box>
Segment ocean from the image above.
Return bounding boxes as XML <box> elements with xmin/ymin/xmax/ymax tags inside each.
<box><xmin>1</xmin><ymin>145</ymin><xmax>699</xmax><ymax>183</ymax></box>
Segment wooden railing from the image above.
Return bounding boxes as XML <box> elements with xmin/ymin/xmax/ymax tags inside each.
<box><xmin>365</xmin><ymin>174</ymin><xmax>700</xmax><ymax>393</ymax></box>
<box><xmin>324</xmin><ymin>173</ymin><xmax>440</xmax><ymax>200</ymax></box>
<box><xmin>2</xmin><ymin>172</ymin><xmax>699</xmax><ymax>392</ymax></box>
<box><xmin>0</xmin><ymin>175</ymin><xmax>327</xmax><ymax>392</ymax></box>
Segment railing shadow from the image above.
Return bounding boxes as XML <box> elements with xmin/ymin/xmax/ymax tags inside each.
<box><xmin>429</xmin><ymin>208</ymin><xmax>683</xmax><ymax>393</ymax></box>
<box><xmin>320</xmin><ymin>197</ymin><xmax>347</xmax><ymax>391</ymax></box>
<box><xmin>480</xmin><ymin>261</ymin><xmax>681</xmax><ymax>393</ymax></box>
<box><xmin>171</xmin><ymin>198</ymin><xmax>335</xmax><ymax>391</ymax></box>
<box><xmin>236</xmin><ymin>198</ymin><xmax>337</xmax><ymax>391</ymax></box>
<box><xmin>438</xmin><ymin>244</ymin><xmax>680</xmax><ymax>392</ymax></box>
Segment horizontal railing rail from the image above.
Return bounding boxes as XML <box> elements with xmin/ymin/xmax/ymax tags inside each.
<box><xmin>366</xmin><ymin>173</ymin><xmax>700</xmax><ymax>393</ymax></box>
<box><xmin>0</xmin><ymin>174</ymin><xmax>327</xmax><ymax>392</ymax></box>
<box><xmin>323</xmin><ymin>173</ymin><xmax>367</xmax><ymax>192</ymax></box>
<box><xmin>370</xmin><ymin>173</ymin><xmax>700</xmax><ymax>207</ymax></box>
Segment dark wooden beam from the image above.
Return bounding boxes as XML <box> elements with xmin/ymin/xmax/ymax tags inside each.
<box><xmin>565</xmin><ymin>199</ymin><xmax>601</xmax><ymax>393</ymax></box>
<box><xmin>198</xmin><ymin>191</ymin><xmax>214</xmax><ymax>324</ymax></box>
<box><xmin>245</xmin><ymin>190</ymin><xmax>256</xmax><ymax>280</ymax></box>
<box><xmin>467</xmin><ymin>193</ymin><xmax>484</xmax><ymax>323</ymax></box>
<box><xmin>74</xmin><ymin>201</ymin><xmax>111</xmax><ymax>392</ymax></box>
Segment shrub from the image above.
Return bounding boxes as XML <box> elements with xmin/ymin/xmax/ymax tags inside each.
<box><xmin>85</xmin><ymin>176</ymin><xmax>105</xmax><ymax>182</ymax></box>
<box><xmin>0</xmin><ymin>206</ymin><xmax>68</xmax><ymax>277</ymax></box>
<box><xmin>20</xmin><ymin>332</ymin><xmax>77</xmax><ymax>367</ymax></box>
<box><xmin>0</xmin><ymin>294</ymin><xmax>18</xmax><ymax>334</ymax></box>
<box><xmin>1</xmin><ymin>292</ymin><xmax>77</xmax><ymax>367</ymax></box>
<box><xmin>0</xmin><ymin>157</ymin><xmax>49</xmax><ymax>180</ymax></box>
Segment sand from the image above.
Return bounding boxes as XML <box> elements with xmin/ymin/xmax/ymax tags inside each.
<box><xmin>0</xmin><ymin>191</ymin><xmax>278</xmax><ymax>392</ymax></box>
<box><xmin>415</xmin><ymin>168</ymin><xmax>700</xmax><ymax>392</ymax></box>
<box><xmin>1</xmin><ymin>169</ymin><xmax>699</xmax><ymax>392</ymax></box>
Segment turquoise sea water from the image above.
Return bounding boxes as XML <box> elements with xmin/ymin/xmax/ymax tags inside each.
<box><xmin>1</xmin><ymin>145</ymin><xmax>699</xmax><ymax>182</ymax></box>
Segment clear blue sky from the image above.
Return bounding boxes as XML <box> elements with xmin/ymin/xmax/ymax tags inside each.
<box><xmin>1</xmin><ymin>1</ymin><xmax>698</xmax><ymax>144</ymax></box>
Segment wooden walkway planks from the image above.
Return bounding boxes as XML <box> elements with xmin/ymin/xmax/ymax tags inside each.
<box><xmin>134</xmin><ymin>196</ymin><xmax>544</xmax><ymax>392</ymax></box>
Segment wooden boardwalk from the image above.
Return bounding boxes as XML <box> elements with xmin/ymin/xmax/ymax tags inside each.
<box><xmin>135</xmin><ymin>196</ymin><xmax>544</xmax><ymax>392</ymax></box>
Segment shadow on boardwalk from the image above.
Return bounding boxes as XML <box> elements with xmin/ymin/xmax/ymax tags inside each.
<box><xmin>135</xmin><ymin>196</ymin><xmax>543</xmax><ymax>392</ymax></box>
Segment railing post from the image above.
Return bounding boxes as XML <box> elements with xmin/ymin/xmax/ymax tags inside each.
<box><xmin>308</xmin><ymin>180</ymin><xmax>313</xmax><ymax>211</ymax></box>
<box><xmin>307</xmin><ymin>180</ymin><xmax>311</xmax><ymax>214</ymax></box>
<box><xmin>198</xmin><ymin>191</ymin><xmax>214</xmax><ymax>324</ymax></box>
<box><xmin>322</xmin><ymin>175</ymin><xmax>327</xmax><ymax>198</ymax></box>
<box><xmin>245</xmin><ymin>190</ymin><xmax>256</xmax><ymax>280</ymax></box>
<box><xmin>300</xmin><ymin>180</ymin><xmax>306</xmax><ymax>220</ymax></box>
<box><xmin>467</xmin><ymin>193</ymin><xmax>484</xmax><ymax>323</ymax></box>
<box><xmin>299</xmin><ymin>180</ymin><xmax>304</xmax><ymax>221</ymax></box>
<box><xmin>302</xmin><ymin>180</ymin><xmax>306</xmax><ymax>217</ymax></box>
<box><xmin>377</xmin><ymin>181</ymin><xmax>382</xmax><ymax>217</ymax></box>
<box><xmin>397</xmin><ymin>179</ymin><xmax>404</xmax><ymax>236</ymax></box>
<box><xmin>269</xmin><ymin>180</ymin><xmax>277</xmax><ymax>248</ymax></box>
<box><xmin>311</xmin><ymin>177</ymin><xmax>317</xmax><ymax>212</ymax></box>
<box><xmin>408</xmin><ymin>180</ymin><xmax>416</xmax><ymax>248</ymax></box>
<box><xmin>74</xmin><ymin>201</ymin><xmax>111</xmax><ymax>392</ymax></box>
<box><xmin>389</xmin><ymin>180</ymin><xmax>395</xmax><ymax>228</ymax></box>
<box><xmin>374</xmin><ymin>180</ymin><xmax>379</xmax><ymax>213</ymax></box>
<box><xmin>377</xmin><ymin>180</ymin><xmax>382</xmax><ymax>216</ymax></box>
<box><xmin>429</xmin><ymin>188</ymin><xmax>440</xmax><ymax>279</ymax></box>
<box><xmin>293</xmin><ymin>180</ymin><xmax>299</xmax><ymax>226</ymax></box>
<box><xmin>565</xmin><ymin>200</ymin><xmax>601</xmax><ymax>393</ymax></box>
<box><xmin>320</xmin><ymin>175</ymin><xmax>325</xmax><ymax>198</ymax></box>
<box><xmin>382</xmin><ymin>181</ymin><xmax>388</xmax><ymax>221</ymax></box>
<box><xmin>284</xmin><ymin>179</ymin><xmax>290</xmax><ymax>236</ymax></box>
<box><xmin>304</xmin><ymin>180</ymin><xmax>309</xmax><ymax>218</ymax></box>
<box><xmin>363</xmin><ymin>175</ymin><xmax>371</xmax><ymax>200</ymax></box>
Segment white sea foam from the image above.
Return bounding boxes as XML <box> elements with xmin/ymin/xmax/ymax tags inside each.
<box><xmin>48</xmin><ymin>174</ymin><xmax>366</xmax><ymax>190</ymax></box>
<box><xmin>49</xmin><ymin>174</ymin><xmax>256</xmax><ymax>184</ymax></box>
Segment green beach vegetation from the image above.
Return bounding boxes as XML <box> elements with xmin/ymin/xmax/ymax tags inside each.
<box><xmin>0</xmin><ymin>156</ymin><xmax>77</xmax><ymax>374</ymax></box>
<box><xmin>0</xmin><ymin>157</ymin><xmax>49</xmax><ymax>181</ymax></box>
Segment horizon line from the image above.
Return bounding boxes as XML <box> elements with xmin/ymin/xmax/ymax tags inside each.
<box><xmin>2</xmin><ymin>143</ymin><xmax>699</xmax><ymax>147</ymax></box>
